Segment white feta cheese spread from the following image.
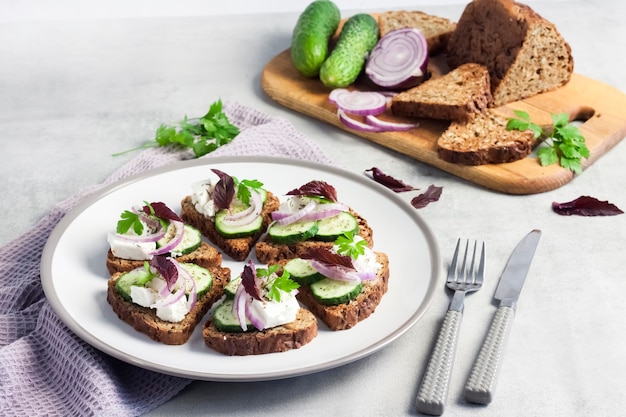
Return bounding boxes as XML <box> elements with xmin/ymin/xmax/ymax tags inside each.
<box><xmin>191</xmin><ymin>179</ymin><xmax>217</xmax><ymax>218</ymax></box>
<box><xmin>153</xmin><ymin>295</ymin><xmax>189</xmax><ymax>323</ymax></box>
<box><xmin>107</xmin><ymin>232</ymin><xmax>155</xmax><ymax>260</ymax></box>
<box><xmin>333</xmin><ymin>236</ymin><xmax>381</xmax><ymax>275</ymax></box>
<box><xmin>129</xmin><ymin>276</ymin><xmax>190</xmax><ymax>323</ymax></box>
<box><xmin>248</xmin><ymin>291</ymin><xmax>300</xmax><ymax>329</ymax></box>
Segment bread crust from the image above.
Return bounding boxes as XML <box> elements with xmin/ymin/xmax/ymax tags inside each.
<box><xmin>378</xmin><ymin>10</ymin><xmax>457</xmax><ymax>55</ymax></box>
<box><xmin>106</xmin><ymin>265</ymin><xmax>230</xmax><ymax>345</ymax></box>
<box><xmin>437</xmin><ymin>111</ymin><xmax>537</xmax><ymax>165</ymax></box>
<box><xmin>446</xmin><ymin>0</ymin><xmax>573</xmax><ymax>106</ymax></box>
<box><xmin>180</xmin><ymin>192</ymin><xmax>280</xmax><ymax>261</ymax></box>
<box><xmin>202</xmin><ymin>308</ymin><xmax>318</xmax><ymax>355</ymax></box>
<box><xmin>391</xmin><ymin>63</ymin><xmax>492</xmax><ymax>122</ymax></box>
<box><xmin>105</xmin><ymin>241</ymin><xmax>223</xmax><ymax>275</ymax></box>
<box><xmin>254</xmin><ymin>208</ymin><xmax>374</xmax><ymax>264</ymax></box>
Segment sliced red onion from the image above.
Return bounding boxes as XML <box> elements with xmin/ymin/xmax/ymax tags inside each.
<box><xmin>221</xmin><ymin>190</ymin><xmax>263</xmax><ymax>227</ymax></box>
<box><xmin>328</xmin><ymin>89</ymin><xmax>387</xmax><ymax>116</ymax></box>
<box><xmin>245</xmin><ymin>301</ymin><xmax>267</xmax><ymax>331</ymax></box>
<box><xmin>338</xmin><ymin>110</ymin><xmax>385</xmax><ymax>133</ymax></box>
<box><xmin>150</xmin><ymin>220</ymin><xmax>185</xmax><ymax>255</ymax></box>
<box><xmin>272</xmin><ymin>200</ymin><xmax>317</xmax><ymax>226</ymax></box>
<box><xmin>357</xmin><ymin>270</ymin><xmax>377</xmax><ymax>281</ymax></box>
<box><xmin>110</xmin><ymin>230</ymin><xmax>166</xmax><ymax>244</ymax></box>
<box><xmin>233</xmin><ymin>284</ymin><xmax>249</xmax><ymax>331</ymax></box>
<box><xmin>310</xmin><ymin>259</ymin><xmax>361</xmax><ymax>282</ymax></box>
<box><xmin>177</xmin><ymin>263</ymin><xmax>197</xmax><ymax>310</ymax></box>
<box><xmin>364</xmin><ymin>115</ymin><xmax>418</xmax><ymax>132</ymax></box>
<box><xmin>155</xmin><ymin>285</ymin><xmax>186</xmax><ymax>307</ymax></box>
<box><xmin>365</xmin><ymin>28</ymin><xmax>429</xmax><ymax>90</ymax></box>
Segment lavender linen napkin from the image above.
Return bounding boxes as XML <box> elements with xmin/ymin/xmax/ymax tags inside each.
<box><xmin>0</xmin><ymin>101</ymin><xmax>332</xmax><ymax>417</ymax></box>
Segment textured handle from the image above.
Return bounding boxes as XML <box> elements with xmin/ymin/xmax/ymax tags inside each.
<box><xmin>464</xmin><ymin>306</ymin><xmax>515</xmax><ymax>404</ymax></box>
<box><xmin>416</xmin><ymin>310</ymin><xmax>463</xmax><ymax>416</ymax></box>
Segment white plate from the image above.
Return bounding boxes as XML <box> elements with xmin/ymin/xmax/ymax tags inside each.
<box><xmin>41</xmin><ymin>156</ymin><xmax>440</xmax><ymax>381</ymax></box>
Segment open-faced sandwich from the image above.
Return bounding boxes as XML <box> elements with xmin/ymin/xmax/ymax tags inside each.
<box><xmin>106</xmin><ymin>201</ymin><xmax>222</xmax><ymax>275</ymax></box>
<box><xmin>107</xmin><ymin>255</ymin><xmax>230</xmax><ymax>345</ymax></box>
<box><xmin>203</xmin><ymin>261</ymin><xmax>318</xmax><ymax>355</ymax></box>
<box><xmin>255</xmin><ymin>180</ymin><xmax>374</xmax><ymax>263</ymax></box>
<box><xmin>275</xmin><ymin>232</ymin><xmax>389</xmax><ymax>330</ymax></box>
<box><xmin>181</xmin><ymin>169</ymin><xmax>280</xmax><ymax>261</ymax></box>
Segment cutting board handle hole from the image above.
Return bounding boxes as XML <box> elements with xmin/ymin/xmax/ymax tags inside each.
<box><xmin>570</xmin><ymin>106</ymin><xmax>595</xmax><ymax>123</ymax></box>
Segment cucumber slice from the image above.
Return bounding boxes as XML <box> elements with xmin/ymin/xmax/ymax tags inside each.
<box><xmin>284</xmin><ymin>258</ymin><xmax>323</xmax><ymax>285</ymax></box>
<box><xmin>315</xmin><ymin>212</ymin><xmax>359</xmax><ymax>242</ymax></box>
<box><xmin>115</xmin><ymin>267</ymin><xmax>153</xmax><ymax>301</ymax></box>
<box><xmin>311</xmin><ymin>277</ymin><xmax>363</xmax><ymax>305</ymax></box>
<box><xmin>224</xmin><ymin>276</ymin><xmax>241</xmax><ymax>299</ymax></box>
<box><xmin>214</xmin><ymin>206</ymin><xmax>263</xmax><ymax>238</ymax></box>
<box><xmin>268</xmin><ymin>220</ymin><xmax>319</xmax><ymax>244</ymax></box>
<box><xmin>157</xmin><ymin>224</ymin><xmax>202</xmax><ymax>256</ymax></box>
<box><xmin>180</xmin><ymin>262</ymin><xmax>213</xmax><ymax>298</ymax></box>
<box><xmin>213</xmin><ymin>300</ymin><xmax>253</xmax><ymax>333</ymax></box>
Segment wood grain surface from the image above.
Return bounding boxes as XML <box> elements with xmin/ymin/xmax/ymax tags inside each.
<box><xmin>261</xmin><ymin>48</ymin><xmax>626</xmax><ymax>194</ymax></box>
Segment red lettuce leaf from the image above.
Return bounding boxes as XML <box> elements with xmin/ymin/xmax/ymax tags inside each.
<box><xmin>150</xmin><ymin>256</ymin><xmax>178</xmax><ymax>290</ymax></box>
<box><xmin>241</xmin><ymin>261</ymin><xmax>262</xmax><ymax>301</ymax></box>
<box><xmin>143</xmin><ymin>202</ymin><xmax>183</xmax><ymax>223</ymax></box>
<box><xmin>301</xmin><ymin>247</ymin><xmax>353</xmax><ymax>269</ymax></box>
<box><xmin>365</xmin><ymin>167</ymin><xmax>417</xmax><ymax>192</ymax></box>
<box><xmin>552</xmin><ymin>196</ymin><xmax>623</xmax><ymax>216</ymax></box>
<box><xmin>286</xmin><ymin>180</ymin><xmax>338</xmax><ymax>202</ymax></box>
<box><xmin>411</xmin><ymin>184</ymin><xmax>443</xmax><ymax>209</ymax></box>
<box><xmin>211</xmin><ymin>168</ymin><xmax>235</xmax><ymax>210</ymax></box>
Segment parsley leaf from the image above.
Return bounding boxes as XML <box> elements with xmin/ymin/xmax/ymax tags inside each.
<box><xmin>113</xmin><ymin>99</ymin><xmax>239</xmax><ymax>158</ymax></box>
<box><xmin>233</xmin><ymin>177</ymin><xmax>264</xmax><ymax>205</ymax></box>
<box><xmin>117</xmin><ymin>210</ymin><xmax>144</xmax><ymax>235</ymax></box>
<box><xmin>267</xmin><ymin>271</ymin><xmax>299</xmax><ymax>302</ymax></box>
<box><xmin>335</xmin><ymin>232</ymin><xmax>367</xmax><ymax>259</ymax></box>
<box><xmin>507</xmin><ymin>110</ymin><xmax>589</xmax><ymax>174</ymax></box>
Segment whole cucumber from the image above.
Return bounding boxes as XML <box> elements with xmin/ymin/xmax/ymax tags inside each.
<box><xmin>291</xmin><ymin>0</ymin><xmax>341</xmax><ymax>78</ymax></box>
<box><xmin>320</xmin><ymin>13</ymin><xmax>379</xmax><ymax>88</ymax></box>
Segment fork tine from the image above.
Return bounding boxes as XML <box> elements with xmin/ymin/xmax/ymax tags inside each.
<box><xmin>459</xmin><ymin>240</ymin><xmax>470</xmax><ymax>283</ymax></box>
<box><xmin>447</xmin><ymin>239</ymin><xmax>462</xmax><ymax>282</ymax></box>
<box><xmin>475</xmin><ymin>241</ymin><xmax>486</xmax><ymax>285</ymax></box>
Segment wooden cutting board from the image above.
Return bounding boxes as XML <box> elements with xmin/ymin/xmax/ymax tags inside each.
<box><xmin>261</xmin><ymin>48</ymin><xmax>626</xmax><ymax>194</ymax></box>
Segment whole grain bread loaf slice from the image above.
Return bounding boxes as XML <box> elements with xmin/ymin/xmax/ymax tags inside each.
<box><xmin>254</xmin><ymin>208</ymin><xmax>374</xmax><ymax>264</ymax></box>
<box><xmin>446</xmin><ymin>0</ymin><xmax>573</xmax><ymax>107</ymax></box>
<box><xmin>275</xmin><ymin>252</ymin><xmax>390</xmax><ymax>331</ymax></box>
<box><xmin>202</xmin><ymin>308</ymin><xmax>318</xmax><ymax>356</ymax></box>
<box><xmin>437</xmin><ymin>110</ymin><xmax>536</xmax><ymax>165</ymax></box>
<box><xmin>106</xmin><ymin>265</ymin><xmax>231</xmax><ymax>345</ymax></box>
<box><xmin>378</xmin><ymin>10</ymin><xmax>457</xmax><ymax>55</ymax></box>
<box><xmin>106</xmin><ymin>241</ymin><xmax>222</xmax><ymax>275</ymax></box>
<box><xmin>180</xmin><ymin>192</ymin><xmax>280</xmax><ymax>261</ymax></box>
<box><xmin>391</xmin><ymin>63</ymin><xmax>492</xmax><ymax>122</ymax></box>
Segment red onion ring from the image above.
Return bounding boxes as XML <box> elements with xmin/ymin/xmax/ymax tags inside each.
<box><xmin>221</xmin><ymin>190</ymin><xmax>263</xmax><ymax>226</ymax></box>
<box><xmin>110</xmin><ymin>230</ymin><xmax>166</xmax><ymax>244</ymax></box>
<box><xmin>233</xmin><ymin>284</ymin><xmax>249</xmax><ymax>331</ymax></box>
<box><xmin>246</xmin><ymin>302</ymin><xmax>266</xmax><ymax>331</ymax></box>
<box><xmin>151</xmin><ymin>220</ymin><xmax>185</xmax><ymax>255</ymax></box>
<box><xmin>364</xmin><ymin>115</ymin><xmax>418</xmax><ymax>132</ymax></box>
<box><xmin>328</xmin><ymin>89</ymin><xmax>387</xmax><ymax>116</ymax></box>
<box><xmin>272</xmin><ymin>200</ymin><xmax>317</xmax><ymax>226</ymax></box>
<box><xmin>310</xmin><ymin>259</ymin><xmax>362</xmax><ymax>282</ymax></box>
<box><xmin>365</xmin><ymin>28</ymin><xmax>429</xmax><ymax>90</ymax></box>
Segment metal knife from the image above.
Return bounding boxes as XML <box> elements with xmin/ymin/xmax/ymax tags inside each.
<box><xmin>463</xmin><ymin>229</ymin><xmax>541</xmax><ymax>405</ymax></box>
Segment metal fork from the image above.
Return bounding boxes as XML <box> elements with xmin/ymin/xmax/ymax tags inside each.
<box><xmin>415</xmin><ymin>239</ymin><xmax>486</xmax><ymax>416</ymax></box>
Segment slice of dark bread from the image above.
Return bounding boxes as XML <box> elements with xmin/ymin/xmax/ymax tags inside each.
<box><xmin>437</xmin><ymin>110</ymin><xmax>537</xmax><ymax>165</ymax></box>
<box><xmin>106</xmin><ymin>241</ymin><xmax>222</xmax><ymax>275</ymax></box>
<box><xmin>391</xmin><ymin>63</ymin><xmax>492</xmax><ymax>122</ymax></box>
<box><xmin>180</xmin><ymin>192</ymin><xmax>280</xmax><ymax>261</ymax></box>
<box><xmin>106</xmin><ymin>265</ymin><xmax>230</xmax><ymax>345</ymax></box>
<box><xmin>446</xmin><ymin>0</ymin><xmax>573</xmax><ymax>106</ymax></box>
<box><xmin>254</xmin><ymin>208</ymin><xmax>374</xmax><ymax>264</ymax></box>
<box><xmin>378</xmin><ymin>10</ymin><xmax>457</xmax><ymax>55</ymax></box>
<box><xmin>274</xmin><ymin>252</ymin><xmax>390</xmax><ymax>331</ymax></box>
<box><xmin>202</xmin><ymin>308</ymin><xmax>318</xmax><ymax>356</ymax></box>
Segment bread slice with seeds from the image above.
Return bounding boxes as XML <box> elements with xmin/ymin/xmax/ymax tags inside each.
<box><xmin>378</xmin><ymin>10</ymin><xmax>457</xmax><ymax>55</ymax></box>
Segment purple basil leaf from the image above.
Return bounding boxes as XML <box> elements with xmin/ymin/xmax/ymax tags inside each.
<box><xmin>211</xmin><ymin>168</ymin><xmax>235</xmax><ymax>210</ymax></box>
<box><xmin>241</xmin><ymin>261</ymin><xmax>262</xmax><ymax>300</ymax></box>
<box><xmin>552</xmin><ymin>196</ymin><xmax>623</xmax><ymax>216</ymax></box>
<box><xmin>365</xmin><ymin>167</ymin><xmax>417</xmax><ymax>192</ymax></box>
<box><xmin>145</xmin><ymin>201</ymin><xmax>183</xmax><ymax>223</ymax></box>
<box><xmin>411</xmin><ymin>184</ymin><xmax>443</xmax><ymax>209</ymax></box>
<box><xmin>286</xmin><ymin>180</ymin><xmax>338</xmax><ymax>202</ymax></box>
<box><xmin>301</xmin><ymin>247</ymin><xmax>353</xmax><ymax>268</ymax></box>
<box><xmin>150</xmin><ymin>256</ymin><xmax>178</xmax><ymax>290</ymax></box>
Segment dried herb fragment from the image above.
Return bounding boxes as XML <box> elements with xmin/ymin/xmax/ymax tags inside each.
<box><xmin>552</xmin><ymin>196</ymin><xmax>623</xmax><ymax>216</ymax></box>
<box><xmin>411</xmin><ymin>185</ymin><xmax>443</xmax><ymax>209</ymax></box>
<box><xmin>365</xmin><ymin>167</ymin><xmax>418</xmax><ymax>192</ymax></box>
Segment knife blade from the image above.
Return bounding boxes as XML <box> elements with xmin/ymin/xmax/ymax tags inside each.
<box><xmin>463</xmin><ymin>229</ymin><xmax>541</xmax><ymax>405</ymax></box>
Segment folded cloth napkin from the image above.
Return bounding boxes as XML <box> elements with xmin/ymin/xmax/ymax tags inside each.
<box><xmin>0</xmin><ymin>101</ymin><xmax>332</xmax><ymax>417</ymax></box>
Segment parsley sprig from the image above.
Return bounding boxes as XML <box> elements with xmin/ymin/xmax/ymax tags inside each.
<box><xmin>233</xmin><ymin>177</ymin><xmax>264</xmax><ymax>205</ymax></box>
<box><xmin>257</xmin><ymin>265</ymin><xmax>299</xmax><ymax>302</ymax></box>
<box><xmin>113</xmin><ymin>99</ymin><xmax>239</xmax><ymax>158</ymax></box>
<box><xmin>507</xmin><ymin>110</ymin><xmax>590</xmax><ymax>174</ymax></box>
<box><xmin>335</xmin><ymin>232</ymin><xmax>367</xmax><ymax>259</ymax></box>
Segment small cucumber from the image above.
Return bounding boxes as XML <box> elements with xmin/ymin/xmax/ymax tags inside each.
<box><xmin>320</xmin><ymin>13</ymin><xmax>379</xmax><ymax>88</ymax></box>
<box><xmin>157</xmin><ymin>224</ymin><xmax>202</xmax><ymax>256</ymax></box>
<box><xmin>284</xmin><ymin>258</ymin><xmax>323</xmax><ymax>284</ymax></box>
<box><xmin>314</xmin><ymin>211</ymin><xmax>359</xmax><ymax>242</ymax></box>
<box><xmin>311</xmin><ymin>277</ymin><xmax>363</xmax><ymax>305</ymax></box>
<box><xmin>291</xmin><ymin>0</ymin><xmax>341</xmax><ymax>77</ymax></box>
<box><xmin>213</xmin><ymin>300</ymin><xmax>253</xmax><ymax>333</ymax></box>
<box><xmin>267</xmin><ymin>220</ymin><xmax>319</xmax><ymax>244</ymax></box>
<box><xmin>181</xmin><ymin>263</ymin><xmax>213</xmax><ymax>298</ymax></box>
<box><xmin>214</xmin><ymin>206</ymin><xmax>263</xmax><ymax>238</ymax></box>
<box><xmin>224</xmin><ymin>276</ymin><xmax>241</xmax><ymax>299</ymax></box>
<box><xmin>115</xmin><ymin>267</ymin><xmax>154</xmax><ymax>302</ymax></box>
